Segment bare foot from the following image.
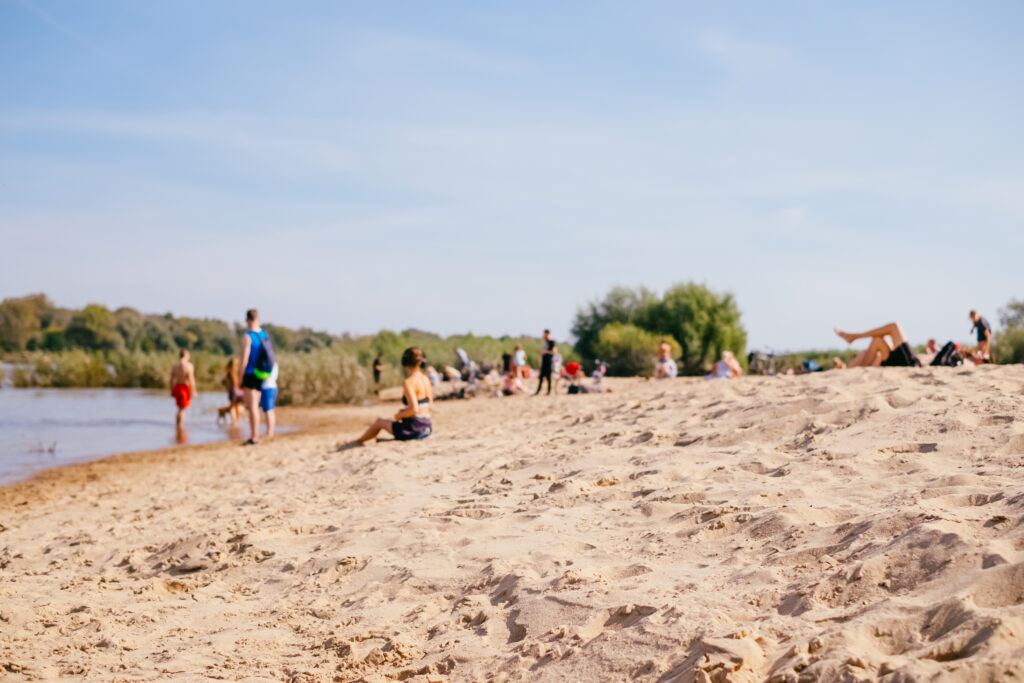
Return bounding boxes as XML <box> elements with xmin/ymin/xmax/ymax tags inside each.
<box><xmin>834</xmin><ymin>328</ymin><xmax>855</xmax><ymax>344</ymax></box>
<box><xmin>335</xmin><ymin>440</ymin><xmax>364</xmax><ymax>452</ymax></box>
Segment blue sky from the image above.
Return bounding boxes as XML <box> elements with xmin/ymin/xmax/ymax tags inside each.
<box><xmin>2</xmin><ymin>1</ymin><xmax>1022</xmax><ymax>351</ymax></box>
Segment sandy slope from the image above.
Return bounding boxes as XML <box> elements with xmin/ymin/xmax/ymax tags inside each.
<box><xmin>1</xmin><ymin>366</ymin><xmax>1024</xmax><ymax>682</ymax></box>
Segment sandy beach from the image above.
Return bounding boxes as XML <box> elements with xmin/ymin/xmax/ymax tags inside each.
<box><xmin>2</xmin><ymin>366</ymin><xmax>1024</xmax><ymax>681</ymax></box>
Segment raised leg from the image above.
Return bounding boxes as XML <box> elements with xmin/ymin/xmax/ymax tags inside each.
<box><xmin>835</xmin><ymin>323</ymin><xmax>907</xmax><ymax>347</ymax></box>
<box><xmin>848</xmin><ymin>335</ymin><xmax>894</xmax><ymax>367</ymax></box>
<box><xmin>358</xmin><ymin>417</ymin><xmax>394</xmax><ymax>443</ymax></box>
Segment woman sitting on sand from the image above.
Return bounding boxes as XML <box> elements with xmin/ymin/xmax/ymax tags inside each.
<box><xmin>834</xmin><ymin>322</ymin><xmax>921</xmax><ymax>368</ymax></box>
<box><xmin>350</xmin><ymin>347</ymin><xmax>433</xmax><ymax>445</ymax></box>
<box><xmin>705</xmin><ymin>350</ymin><xmax>743</xmax><ymax>379</ymax></box>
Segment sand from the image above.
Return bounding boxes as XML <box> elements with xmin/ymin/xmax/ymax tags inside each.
<box><xmin>2</xmin><ymin>365</ymin><xmax>1024</xmax><ymax>681</ymax></box>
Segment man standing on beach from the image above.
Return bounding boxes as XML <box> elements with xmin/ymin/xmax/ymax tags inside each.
<box><xmin>170</xmin><ymin>349</ymin><xmax>197</xmax><ymax>432</ymax></box>
<box><xmin>536</xmin><ymin>329</ymin><xmax>555</xmax><ymax>395</ymax></box>
<box><xmin>239</xmin><ymin>309</ymin><xmax>269</xmax><ymax>445</ymax></box>
<box><xmin>970</xmin><ymin>310</ymin><xmax>992</xmax><ymax>361</ymax></box>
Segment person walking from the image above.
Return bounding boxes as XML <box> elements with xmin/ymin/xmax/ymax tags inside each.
<box><xmin>535</xmin><ymin>330</ymin><xmax>555</xmax><ymax>395</ymax></box>
<box><xmin>238</xmin><ymin>308</ymin><xmax>271</xmax><ymax>445</ymax></box>
<box><xmin>170</xmin><ymin>349</ymin><xmax>197</xmax><ymax>432</ymax></box>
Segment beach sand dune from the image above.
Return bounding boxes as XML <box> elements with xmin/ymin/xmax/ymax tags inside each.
<box><xmin>2</xmin><ymin>366</ymin><xmax>1024</xmax><ymax>681</ymax></box>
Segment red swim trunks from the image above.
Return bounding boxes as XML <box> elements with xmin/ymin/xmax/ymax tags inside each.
<box><xmin>172</xmin><ymin>384</ymin><xmax>192</xmax><ymax>408</ymax></box>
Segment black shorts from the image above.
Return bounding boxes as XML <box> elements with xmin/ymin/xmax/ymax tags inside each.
<box><xmin>241</xmin><ymin>373</ymin><xmax>262</xmax><ymax>390</ymax></box>
<box><xmin>881</xmin><ymin>342</ymin><xmax>920</xmax><ymax>367</ymax></box>
<box><xmin>392</xmin><ymin>416</ymin><xmax>432</xmax><ymax>441</ymax></box>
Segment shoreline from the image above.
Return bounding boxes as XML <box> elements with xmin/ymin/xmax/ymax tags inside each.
<box><xmin>0</xmin><ymin>402</ymin><xmax>383</xmax><ymax>505</ymax></box>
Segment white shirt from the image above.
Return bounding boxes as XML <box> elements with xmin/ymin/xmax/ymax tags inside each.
<box><xmin>261</xmin><ymin>363</ymin><xmax>279</xmax><ymax>389</ymax></box>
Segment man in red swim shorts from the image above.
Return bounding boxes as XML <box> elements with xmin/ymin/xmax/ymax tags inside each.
<box><xmin>170</xmin><ymin>349</ymin><xmax>198</xmax><ymax>431</ymax></box>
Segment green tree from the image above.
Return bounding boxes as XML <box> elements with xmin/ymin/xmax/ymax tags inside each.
<box><xmin>999</xmin><ymin>299</ymin><xmax>1024</xmax><ymax>330</ymax></box>
<box><xmin>641</xmin><ymin>283</ymin><xmax>746</xmax><ymax>374</ymax></box>
<box><xmin>593</xmin><ymin>323</ymin><xmax>681</xmax><ymax>377</ymax></box>
<box><xmin>571</xmin><ymin>286</ymin><xmax>658</xmax><ymax>361</ymax></box>
<box><xmin>66</xmin><ymin>304</ymin><xmax>123</xmax><ymax>351</ymax></box>
<box><xmin>0</xmin><ymin>293</ymin><xmax>51</xmax><ymax>350</ymax></box>
<box><xmin>114</xmin><ymin>307</ymin><xmax>146</xmax><ymax>350</ymax></box>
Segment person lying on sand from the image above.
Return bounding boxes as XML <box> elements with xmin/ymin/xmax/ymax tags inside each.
<box><xmin>343</xmin><ymin>347</ymin><xmax>433</xmax><ymax>447</ymax></box>
<box><xmin>834</xmin><ymin>322</ymin><xmax>921</xmax><ymax>368</ymax></box>
<box><xmin>705</xmin><ymin>350</ymin><xmax>743</xmax><ymax>379</ymax></box>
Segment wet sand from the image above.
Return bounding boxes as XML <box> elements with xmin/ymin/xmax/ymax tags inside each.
<box><xmin>2</xmin><ymin>367</ymin><xmax>1024</xmax><ymax>681</ymax></box>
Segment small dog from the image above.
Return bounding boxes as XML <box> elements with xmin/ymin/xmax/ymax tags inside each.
<box><xmin>216</xmin><ymin>403</ymin><xmax>247</xmax><ymax>424</ymax></box>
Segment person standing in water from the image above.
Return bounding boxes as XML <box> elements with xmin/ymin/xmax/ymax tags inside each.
<box><xmin>170</xmin><ymin>349</ymin><xmax>197</xmax><ymax>432</ymax></box>
<box><xmin>238</xmin><ymin>308</ymin><xmax>269</xmax><ymax>445</ymax></box>
<box><xmin>536</xmin><ymin>329</ymin><xmax>555</xmax><ymax>395</ymax></box>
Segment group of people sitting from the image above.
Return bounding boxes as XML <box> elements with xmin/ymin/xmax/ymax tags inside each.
<box><xmin>655</xmin><ymin>341</ymin><xmax>743</xmax><ymax>380</ymax></box>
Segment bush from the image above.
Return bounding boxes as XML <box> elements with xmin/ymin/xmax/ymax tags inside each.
<box><xmin>276</xmin><ymin>349</ymin><xmax>369</xmax><ymax>406</ymax></box>
<box><xmin>994</xmin><ymin>327</ymin><xmax>1024</xmax><ymax>365</ymax></box>
<box><xmin>593</xmin><ymin>323</ymin><xmax>681</xmax><ymax>377</ymax></box>
<box><xmin>571</xmin><ymin>286</ymin><xmax>658</xmax><ymax>362</ymax></box>
<box><xmin>573</xmin><ymin>283</ymin><xmax>747</xmax><ymax>375</ymax></box>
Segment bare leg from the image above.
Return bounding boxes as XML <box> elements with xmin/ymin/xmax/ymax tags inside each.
<box><xmin>176</xmin><ymin>408</ymin><xmax>185</xmax><ymax>430</ymax></box>
<box><xmin>230</xmin><ymin>403</ymin><xmax>240</xmax><ymax>428</ymax></box>
<box><xmin>835</xmin><ymin>323</ymin><xmax>907</xmax><ymax>346</ymax></box>
<box><xmin>243</xmin><ymin>388</ymin><xmax>260</xmax><ymax>442</ymax></box>
<box><xmin>265</xmin><ymin>410</ymin><xmax>275</xmax><ymax>439</ymax></box>
<box><xmin>357</xmin><ymin>417</ymin><xmax>395</xmax><ymax>443</ymax></box>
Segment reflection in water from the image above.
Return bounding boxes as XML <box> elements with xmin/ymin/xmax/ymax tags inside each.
<box><xmin>0</xmin><ymin>388</ymin><xmax>290</xmax><ymax>484</ymax></box>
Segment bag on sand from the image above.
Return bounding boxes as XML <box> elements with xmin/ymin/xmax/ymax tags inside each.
<box><xmin>930</xmin><ymin>341</ymin><xmax>963</xmax><ymax>367</ymax></box>
<box><xmin>254</xmin><ymin>332</ymin><xmax>276</xmax><ymax>380</ymax></box>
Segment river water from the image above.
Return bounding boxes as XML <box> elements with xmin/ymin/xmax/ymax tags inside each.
<box><xmin>0</xmin><ymin>385</ymin><xmax>259</xmax><ymax>484</ymax></box>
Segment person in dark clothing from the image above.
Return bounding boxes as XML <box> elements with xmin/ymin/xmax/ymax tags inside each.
<box><xmin>372</xmin><ymin>353</ymin><xmax>383</xmax><ymax>394</ymax></box>
<box><xmin>834</xmin><ymin>322</ymin><xmax>921</xmax><ymax>368</ymax></box>
<box><xmin>535</xmin><ymin>330</ymin><xmax>556</xmax><ymax>395</ymax></box>
<box><xmin>969</xmin><ymin>310</ymin><xmax>992</xmax><ymax>361</ymax></box>
<box><xmin>501</xmin><ymin>351</ymin><xmax>512</xmax><ymax>375</ymax></box>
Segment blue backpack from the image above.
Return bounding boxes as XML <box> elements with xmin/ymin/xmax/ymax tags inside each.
<box><xmin>253</xmin><ymin>331</ymin><xmax>276</xmax><ymax>380</ymax></box>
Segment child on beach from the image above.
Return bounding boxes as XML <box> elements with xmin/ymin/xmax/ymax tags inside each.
<box><xmin>260</xmin><ymin>361</ymin><xmax>278</xmax><ymax>439</ymax></box>
<box><xmin>221</xmin><ymin>358</ymin><xmax>244</xmax><ymax>427</ymax></box>
<box><xmin>346</xmin><ymin>347</ymin><xmax>433</xmax><ymax>446</ymax></box>
<box><xmin>170</xmin><ymin>350</ymin><xmax>197</xmax><ymax>432</ymax></box>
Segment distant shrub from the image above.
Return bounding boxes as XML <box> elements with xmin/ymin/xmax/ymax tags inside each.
<box><xmin>994</xmin><ymin>327</ymin><xmax>1024</xmax><ymax>365</ymax></box>
<box><xmin>276</xmin><ymin>349</ymin><xmax>369</xmax><ymax>406</ymax></box>
<box><xmin>593</xmin><ymin>323</ymin><xmax>681</xmax><ymax>377</ymax></box>
<box><xmin>573</xmin><ymin>283</ymin><xmax>746</xmax><ymax>375</ymax></box>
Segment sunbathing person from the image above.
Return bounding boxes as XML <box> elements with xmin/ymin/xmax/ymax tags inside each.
<box><xmin>347</xmin><ymin>347</ymin><xmax>433</xmax><ymax>446</ymax></box>
<box><xmin>834</xmin><ymin>323</ymin><xmax>921</xmax><ymax>367</ymax></box>
<box><xmin>705</xmin><ymin>350</ymin><xmax>743</xmax><ymax>379</ymax></box>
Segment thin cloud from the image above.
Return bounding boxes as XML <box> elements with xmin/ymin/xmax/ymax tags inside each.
<box><xmin>696</xmin><ymin>29</ymin><xmax>789</xmax><ymax>76</ymax></box>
